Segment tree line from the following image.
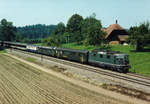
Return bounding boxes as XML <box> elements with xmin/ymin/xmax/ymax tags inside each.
<box><xmin>0</xmin><ymin>19</ymin><xmax>56</xmax><ymax>43</ymax></box>
<box><xmin>0</xmin><ymin>14</ymin><xmax>150</xmax><ymax>51</ymax></box>
<box><xmin>17</xmin><ymin>24</ymin><xmax>56</xmax><ymax>42</ymax></box>
<box><xmin>42</xmin><ymin>13</ymin><xmax>106</xmax><ymax>47</ymax></box>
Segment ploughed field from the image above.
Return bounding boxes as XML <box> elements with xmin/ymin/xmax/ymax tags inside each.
<box><xmin>0</xmin><ymin>54</ymin><xmax>124</xmax><ymax>104</ymax></box>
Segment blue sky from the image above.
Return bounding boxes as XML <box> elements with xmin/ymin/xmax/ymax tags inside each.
<box><xmin>0</xmin><ymin>0</ymin><xmax>149</xmax><ymax>28</ymax></box>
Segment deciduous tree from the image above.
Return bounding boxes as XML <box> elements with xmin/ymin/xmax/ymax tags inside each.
<box><xmin>0</xmin><ymin>19</ymin><xmax>17</xmax><ymax>41</ymax></box>
<box><xmin>129</xmin><ymin>22</ymin><xmax>150</xmax><ymax>51</ymax></box>
<box><xmin>81</xmin><ymin>16</ymin><xmax>105</xmax><ymax>45</ymax></box>
<box><xmin>66</xmin><ymin>14</ymin><xmax>83</xmax><ymax>42</ymax></box>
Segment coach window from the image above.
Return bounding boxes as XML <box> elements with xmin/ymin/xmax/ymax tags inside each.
<box><xmin>99</xmin><ymin>54</ymin><xmax>103</xmax><ymax>58</ymax></box>
<box><xmin>78</xmin><ymin>53</ymin><xmax>81</xmax><ymax>56</ymax></box>
<box><xmin>114</xmin><ymin>56</ymin><xmax>116</xmax><ymax>64</ymax></box>
<box><xmin>107</xmin><ymin>55</ymin><xmax>110</xmax><ymax>59</ymax></box>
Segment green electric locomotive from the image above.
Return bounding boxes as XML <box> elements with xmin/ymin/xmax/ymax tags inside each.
<box><xmin>88</xmin><ymin>50</ymin><xmax>130</xmax><ymax>73</ymax></box>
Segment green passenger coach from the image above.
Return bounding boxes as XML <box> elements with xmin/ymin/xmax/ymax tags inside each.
<box><xmin>56</xmin><ymin>48</ymin><xmax>89</xmax><ymax>63</ymax></box>
<box><xmin>38</xmin><ymin>46</ymin><xmax>56</xmax><ymax>57</ymax></box>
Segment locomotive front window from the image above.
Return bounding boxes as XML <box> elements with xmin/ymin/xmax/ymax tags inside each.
<box><xmin>99</xmin><ymin>54</ymin><xmax>103</xmax><ymax>58</ymax></box>
<box><xmin>107</xmin><ymin>55</ymin><xmax>110</xmax><ymax>59</ymax></box>
<box><xmin>93</xmin><ymin>53</ymin><xmax>97</xmax><ymax>57</ymax></box>
<box><xmin>119</xmin><ymin>59</ymin><xmax>124</xmax><ymax>64</ymax></box>
<box><xmin>125</xmin><ymin>55</ymin><xmax>129</xmax><ymax>64</ymax></box>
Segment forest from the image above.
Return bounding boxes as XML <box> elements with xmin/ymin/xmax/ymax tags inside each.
<box><xmin>17</xmin><ymin>24</ymin><xmax>56</xmax><ymax>39</ymax></box>
<box><xmin>0</xmin><ymin>19</ymin><xmax>56</xmax><ymax>44</ymax></box>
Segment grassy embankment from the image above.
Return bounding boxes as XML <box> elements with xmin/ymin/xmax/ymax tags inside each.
<box><xmin>62</xmin><ymin>43</ymin><xmax>150</xmax><ymax>77</ymax></box>
<box><xmin>0</xmin><ymin>50</ymin><xmax>6</xmax><ymax>54</ymax></box>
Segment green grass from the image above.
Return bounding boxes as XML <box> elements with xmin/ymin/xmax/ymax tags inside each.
<box><xmin>34</xmin><ymin>43</ymin><xmax>43</xmax><ymax>46</ymax></box>
<box><xmin>62</xmin><ymin>43</ymin><xmax>105</xmax><ymax>50</ymax></box>
<box><xmin>26</xmin><ymin>57</ymin><xmax>36</xmax><ymax>63</ymax></box>
<box><xmin>62</xmin><ymin>43</ymin><xmax>150</xmax><ymax>77</ymax></box>
<box><xmin>0</xmin><ymin>50</ymin><xmax>6</xmax><ymax>54</ymax></box>
<box><xmin>110</xmin><ymin>45</ymin><xmax>150</xmax><ymax>76</ymax></box>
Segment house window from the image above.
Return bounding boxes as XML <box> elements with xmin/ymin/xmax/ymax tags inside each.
<box><xmin>99</xmin><ymin>54</ymin><xmax>103</xmax><ymax>58</ymax></box>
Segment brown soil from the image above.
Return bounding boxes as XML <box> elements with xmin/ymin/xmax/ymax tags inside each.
<box><xmin>102</xmin><ymin>84</ymin><xmax>150</xmax><ymax>101</ymax></box>
<box><xmin>2</xmin><ymin>53</ymin><xmax>150</xmax><ymax>104</ymax></box>
<box><xmin>0</xmin><ymin>53</ymin><xmax>128</xmax><ymax>104</ymax></box>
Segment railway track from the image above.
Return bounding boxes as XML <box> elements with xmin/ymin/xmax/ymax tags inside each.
<box><xmin>9</xmin><ymin>48</ymin><xmax>150</xmax><ymax>88</ymax></box>
<box><xmin>127</xmin><ymin>73</ymin><xmax>150</xmax><ymax>81</ymax></box>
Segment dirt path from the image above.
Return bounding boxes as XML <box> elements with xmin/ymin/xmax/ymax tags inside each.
<box><xmin>0</xmin><ymin>53</ymin><xmax>148</xmax><ymax>104</ymax></box>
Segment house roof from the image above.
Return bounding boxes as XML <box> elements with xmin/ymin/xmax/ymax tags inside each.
<box><xmin>101</xmin><ymin>23</ymin><xmax>124</xmax><ymax>39</ymax></box>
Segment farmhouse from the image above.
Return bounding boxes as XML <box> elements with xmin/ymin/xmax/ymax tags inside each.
<box><xmin>101</xmin><ymin>20</ymin><xmax>129</xmax><ymax>44</ymax></box>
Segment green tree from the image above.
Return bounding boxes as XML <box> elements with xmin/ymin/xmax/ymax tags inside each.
<box><xmin>0</xmin><ymin>19</ymin><xmax>17</xmax><ymax>41</ymax></box>
<box><xmin>44</xmin><ymin>36</ymin><xmax>61</xmax><ymax>47</ymax></box>
<box><xmin>15</xmin><ymin>32</ymin><xmax>24</xmax><ymax>42</ymax></box>
<box><xmin>81</xmin><ymin>16</ymin><xmax>105</xmax><ymax>45</ymax></box>
<box><xmin>52</xmin><ymin>22</ymin><xmax>65</xmax><ymax>35</ymax></box>
<box><xmin>66</xmin><ymin>14</ymin><xmax>83</xmax><ymax>43</ymax></box>
<box><xmin>129</xmin><ymin>22</ymin><xmax>150</xmax><ymax>51</ymax></box>
<box><xmin>63</xmin><ymin>32</ymin><xmax>70</xmax><ymax>44</ymax></box>
<box><xmin>17</xmin><ymin>24</ymin><xmax>56</xmax><ymax>41</ymax></box>
<box><xmin>47</xmin><ymin>22</ymin><xmax>66</xmax><ymax>45</ymax></box>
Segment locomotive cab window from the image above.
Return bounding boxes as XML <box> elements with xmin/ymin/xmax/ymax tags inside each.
<box><xmin>93</xmin><ymin>53</ymin><xmax>97</xmax><ymax>57</ymax></box>
<box><xmin>99</xmin><ymin>54</ymin><xmax>103</xmax><ymax>58</ymax></box>
<box><xmin>107</xmin><ymin>55</ymin><xmax>110</xmax><ymax>59</ymax></box>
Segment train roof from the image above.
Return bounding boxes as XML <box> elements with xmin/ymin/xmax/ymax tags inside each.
<box><xmin>38</xmin><ymin>46</ymin><xmax>54</xmax><ymax>49</ymax></box>
<box><xmin>56</xmin><ymin>47</ymin><xmax>88</xmax><ymax>53</ymax></box>
<box><xmin>38</xmin><ymin>46</ymin><xmax>88</xmax><ymax>53</ymax></box>
<box><xmin>91</xmin><ymin>49</ymin><xmax>128</xmax><ymax>55</ymax></box>
<box><xmin>26</xmin><ymin>44</ymin><xmax>39</xmax><ymax>47</ymax></box>
<box><xmin>4</xmin><ymin>41</ymin><xmax>27</xmax><ymax>46</ymax></box>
